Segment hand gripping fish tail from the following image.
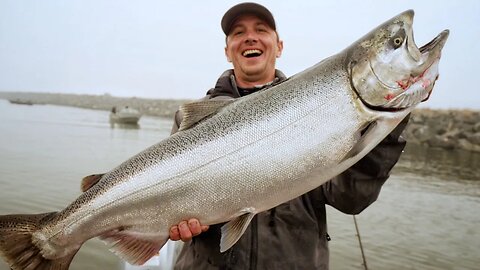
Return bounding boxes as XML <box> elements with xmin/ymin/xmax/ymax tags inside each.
<box><xmin>0</xmin><ymin>10</ymin><xmax>449</xmax><ymax>270</ymax></box>
<box><xmin>0</xmin><ymin>212</ymin><xmax>79</xmax><ymax>270</ymax></box>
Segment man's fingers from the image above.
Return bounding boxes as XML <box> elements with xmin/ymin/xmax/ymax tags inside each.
<box><xmin>169</xmin><ymin>225</ymin><xmax>181</xmax><ymax>241</ymax></box>
<box><xmin>170</xmin><ymin>219</ymin><xmax>208</xmax><ymax>242</ymax></box>
<box><xmin>178</xmin><ymin>221</ymin><xmax>193</xmax><ymax>241</ymax></box>
<box><xmin>188</xmin><ymin>219</ymin><xmax>202</xmax><ymax>236</ymax></box>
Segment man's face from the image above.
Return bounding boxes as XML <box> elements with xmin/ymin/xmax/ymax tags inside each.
<box><xmin>225</xmin><ymin>15</ymin><xmax>283</xmax><ymax>84</ymax></box>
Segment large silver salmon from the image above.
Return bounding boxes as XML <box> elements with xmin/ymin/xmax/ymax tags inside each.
<box><xmin>0</xmin><ymin>10</ymin><xmax>448</xmax><ymax>269</ymax></box>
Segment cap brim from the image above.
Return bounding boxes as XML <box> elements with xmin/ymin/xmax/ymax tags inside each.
<box><xmin>221</xmin><ymin>2</ymin><xmax>276</xmax><ymax>35</ymax></box>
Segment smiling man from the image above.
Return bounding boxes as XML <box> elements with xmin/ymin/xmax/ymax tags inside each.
<box><xmin>169</xmin><ymin>2</ymin><xmax>409</xmax><ymax>270</ymax></box>
<box><xmin>224</xmin><ymin>13</ymin><xmax>283</xmax><ymax>88</ymax></box>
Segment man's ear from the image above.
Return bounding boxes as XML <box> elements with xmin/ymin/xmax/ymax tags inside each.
<box><xmin>225</xmin><ymin>46</ymin><xmax>232</xmax><ymax>62</ymax></box>
<box><xmin>276</xmin><ymin>40</ymin><xmax>284</xmax><ymax>58</ymax></box>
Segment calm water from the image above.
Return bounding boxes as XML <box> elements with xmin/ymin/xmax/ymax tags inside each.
<box><xmin>0</xmin><ymin>100</ymin><xmax>479</xmax><ymax>269</ymax></box>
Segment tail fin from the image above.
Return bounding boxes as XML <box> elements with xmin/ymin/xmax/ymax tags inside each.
<box><xmin>0</xmin><ymin>212</ymin><xmax>77</xmax><ymax>270</ymax></box>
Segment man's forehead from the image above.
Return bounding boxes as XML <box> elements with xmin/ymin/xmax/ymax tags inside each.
<box><xmin>230</xmin><ymin>14</ymin><xmax>271</xmax><ymax>30</ymax></box>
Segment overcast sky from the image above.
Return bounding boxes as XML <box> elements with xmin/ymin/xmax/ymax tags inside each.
<box><xmin>0</xmin><ymin>0</ymin><xmax>478</xmax><ymax>109</ymax></box>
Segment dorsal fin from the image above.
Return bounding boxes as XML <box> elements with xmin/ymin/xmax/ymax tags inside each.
<box><xmin>178</xmin><ymin>100</ymin><xmax>234</xmax><ymax>131</ymax></box>
<box><xmin>80</xmin><ymin>174</ymin><xmax>105</xmax><ymax>192</ymax></box>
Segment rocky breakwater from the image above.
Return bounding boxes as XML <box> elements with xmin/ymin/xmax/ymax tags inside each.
<box><xmin>0</xmin><ymin>91</ymin><xmax>189</xmax><ymax>118</ymax></box>
<box><xmin>403</xmin><ymin>109</ymin><xmax>480</xmax><ymax>153</ymax></box>
<box><xmin>1</xmin><ymin>92</ymin><xmax>479</xmax><ymax>153</ymax></box>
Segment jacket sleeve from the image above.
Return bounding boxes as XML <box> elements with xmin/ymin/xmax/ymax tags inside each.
<box><xmin>309</xmin><ymin>114</ymin><xmax>410</xmax><ymax>215</ymax></box>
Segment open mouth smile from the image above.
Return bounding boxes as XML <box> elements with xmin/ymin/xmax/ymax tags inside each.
<box><xmin>242</xmin><ymin>49</ymin><xmax>263</xmax><ymax>58</ymax></box>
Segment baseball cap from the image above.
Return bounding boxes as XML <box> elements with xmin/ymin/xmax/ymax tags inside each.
<box><xmin>221</xmin><ymin>2</ymin><xmax>276</xmax><ymax>35</ymax></box>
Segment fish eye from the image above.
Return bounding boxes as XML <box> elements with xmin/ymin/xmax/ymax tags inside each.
<box><xmin>393</xmin><ymin>37</ymin><xmax>403</xmax><ymax>48</ymax></box>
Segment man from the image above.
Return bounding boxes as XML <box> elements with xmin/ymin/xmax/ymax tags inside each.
<box><xmin>169</xmin><ymin>2</ymin><xmax>409</xmax><ymax>269</ymax></box>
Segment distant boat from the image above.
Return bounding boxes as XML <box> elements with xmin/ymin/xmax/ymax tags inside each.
<box><xmin>8</xmin><ymin>99</ymin><xmax>33</xmax><ymax>105</ymax></box>
<box><xmin>109</xmin><ymin>106</ymin><xmax>142</xmax><ymax>125</ymax></box>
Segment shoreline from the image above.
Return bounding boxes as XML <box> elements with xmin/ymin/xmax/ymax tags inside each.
<box><xmin>1</xmin><ymin>91</ymin><xmax>479</xmax><ymax>153</ymax></box>
<box><xmin>0</xmin><ymin>91</ymin><xmax>187</xmax><ymax>118</ymax></box>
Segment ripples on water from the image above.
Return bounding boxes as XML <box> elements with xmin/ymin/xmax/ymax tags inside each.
<box><xmin>328</xmin><ymin>143</ymin><xmax>479</xmax><ymax>270</ymax></box>
<box><xmin>0</xmin><ymin>100</ymin><xmax>479</xmax><ymax>270</ymax></box>
<box><xmin>0</xmin><ymin>101</ymin><xmax>172</xmax><ymax>270</ymax></box>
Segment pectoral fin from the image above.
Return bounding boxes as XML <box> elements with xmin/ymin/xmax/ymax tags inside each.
<box><xmin>341</xmin><ymin>118</ymin><xmax>398</xmax><ymax>162</ymax></box>
<box><xmin>178</xmin><ymin>100</ymin><xmax>233</xmax><ymax>131</ymax></box>
<box><xmin>220</xmin><ymin>209</ymin><xmax>256</xmax><ymax>252</ymax></box>
<box><xmin>342</xmin><ymin>121</ymin><xmax>379</xmax><ymax>161</ymax></box>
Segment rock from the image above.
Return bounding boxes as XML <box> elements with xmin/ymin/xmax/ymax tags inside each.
<box><xmin>458</xmin><ymin>138</ymin><xmax>480</xmax><ymax>152</ymax></box>
<box><xmin>410</xmin><ymin>125</ymin><xmax>433</xmax><ymax>143</ymax></box>
<box><xmin>473</xmin><ymin>122</ymin><xmax>480</xmax><ymax>133</ymax></box>
<box><xmin>428</xmin><ymin>135</ymin><xmax>456</xmax><ymax>150</ymax></box>
<box><xmin>467</xmin><ymin>133</ymin><xmax>480</xmax><ymax>145</ymax></box>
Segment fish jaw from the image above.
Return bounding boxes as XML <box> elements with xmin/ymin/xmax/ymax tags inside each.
<box><xmin>349</xmin><ymin>10</ymin><xmax>449</xmax><ymax>110</ymax></box>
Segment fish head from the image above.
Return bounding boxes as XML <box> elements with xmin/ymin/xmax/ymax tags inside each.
<box><xmin>349</xmin><ymin>10</ymin><xmax>449</xmax><ymax>110</ymax></box>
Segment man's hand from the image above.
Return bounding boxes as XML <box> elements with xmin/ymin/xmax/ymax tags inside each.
<box><xmin>169</xmin><ymin>218</ymin><xmax>209</xmax><ymax>242</ymax></box>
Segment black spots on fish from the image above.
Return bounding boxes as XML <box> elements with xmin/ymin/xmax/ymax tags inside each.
<box><xmin>0</xmin><ymin>212</ymin><xmax>78</xmax><ymax>270</ymax></box>
<box><xmin>0</xmin><ymin>212</ymin><xmax>53</xmax><ymax>230</ymax></box>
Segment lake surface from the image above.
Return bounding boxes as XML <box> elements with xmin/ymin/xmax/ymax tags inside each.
<box><xmin>0</xmin><ymin>100</ymin><xmax>479</xmax><ymax>270</ymax></box>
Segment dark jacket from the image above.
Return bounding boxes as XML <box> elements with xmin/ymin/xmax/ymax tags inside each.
<box><xmin>173</xmin><ymin>70</ymin><xmax>409</xmax><ymax>270</ymax></box>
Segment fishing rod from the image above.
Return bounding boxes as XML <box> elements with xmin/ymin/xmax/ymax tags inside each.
<box><xmin>353</xmin><ymin>215</ymin><xmax>368</xmax><ymax>270</ymax></box>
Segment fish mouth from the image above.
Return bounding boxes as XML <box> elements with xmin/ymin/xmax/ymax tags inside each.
<box><xmin>350</xmin><ymin>10</ymin><xmax>449</xmax><ymax>112</ymax></box>
<box><xmin>364</xmin><ymin>27</ymin><xmax>449</xmax><ymax>111</ymax></box>
<box><xmin>419</xmin><ymin>30</ymin><xmax>449</xmax><ymax>53</ymax></box>
<box><xmin>377</xmin><ymin>30</ymin><xmax>450</xmax><ymax>111</ymax></box>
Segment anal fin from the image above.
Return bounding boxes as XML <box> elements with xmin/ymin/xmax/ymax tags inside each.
<box><xmin>220</xmin><ymin>209</ymin><xmax>256</xmax><ymax>253</ymax></box>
